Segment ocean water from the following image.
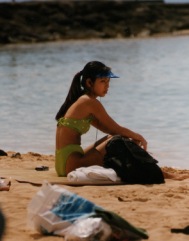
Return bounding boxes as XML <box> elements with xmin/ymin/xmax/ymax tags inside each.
<box><xmin>0</xmin><ymin>36</ymin><xmax>189</xmax><ymax>169</ymax></box>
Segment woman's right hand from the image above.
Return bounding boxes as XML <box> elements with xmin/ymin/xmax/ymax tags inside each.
<box><xmin>132</xmin><ymin>133</ymin><xmax>148</xmax><ymax>150</ymax></box>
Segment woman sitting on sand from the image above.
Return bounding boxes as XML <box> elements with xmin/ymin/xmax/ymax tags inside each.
<box><xmin>55</xmin><ymin>60</ymin><xmax>187</xmax><ymax>180</ymax></box>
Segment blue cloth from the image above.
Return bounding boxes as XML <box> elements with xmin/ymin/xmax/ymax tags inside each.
<box><xmin>51</xmin><ymin>193</ymin><xmax>100</xmax><ymax>223</ymax></box>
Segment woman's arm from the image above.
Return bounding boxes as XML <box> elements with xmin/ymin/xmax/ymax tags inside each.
<box><xmin>90</xmin><ymin>99</ymin><xmax>147</xmax><ymax>150</ymax></box>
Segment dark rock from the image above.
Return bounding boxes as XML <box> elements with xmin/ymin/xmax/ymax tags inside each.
<box><xmin>11</xmin><ymin>152</ymin><xmax>21</xmax><ymax>158</ymax></box>
<box><xmin>0</xmin><ymin>1</ymin><xmax>189</xmax><ymax>44</ymax></box>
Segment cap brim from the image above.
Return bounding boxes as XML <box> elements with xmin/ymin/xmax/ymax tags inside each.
<box><xmin>108</xmin><ymin>71</ymin><xmax>119</xmax><ymax>78</ymax></box>
<box><xmin>96</xmin><ymin>71</ymin><xmax>119</xmax><ymax>78</ymax></box>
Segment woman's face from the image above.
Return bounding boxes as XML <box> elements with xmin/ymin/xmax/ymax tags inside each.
<box><xmin>91</xmin><ymin>77</ymin><xmax>110</xmax><ymax>98</ymax></box>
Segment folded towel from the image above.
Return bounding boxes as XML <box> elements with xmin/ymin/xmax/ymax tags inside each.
<box><xmin>67</xmin><ymin>166</ymin><xmax>120</xmax><ymax>182</ymax></box>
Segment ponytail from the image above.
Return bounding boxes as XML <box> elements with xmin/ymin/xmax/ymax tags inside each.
<box><xmin>56</xmin><ymin>61</ymin><xmax>111</xmax><ymax>121</ymax></box>
<box><xmin>55</xmin><ymin>71</ymin><xmax>84</xmax><ymax>120</ymax></box>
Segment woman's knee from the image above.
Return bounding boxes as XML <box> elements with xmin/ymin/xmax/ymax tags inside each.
<box><xmin>95</xmin><ymin>137</ymin><xmax>112</xmax><ymax>157</ymax></box>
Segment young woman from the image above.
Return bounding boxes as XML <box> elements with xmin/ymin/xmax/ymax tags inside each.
<box><xmin>55</xmin><ymin>61</ymin><xmax>188</xmax><ymax>180</ymax></box>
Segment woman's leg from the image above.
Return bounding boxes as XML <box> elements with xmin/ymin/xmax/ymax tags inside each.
<box><xmin>66</xmin><ymin>135</ymin><xmax>112</xmax><ymax>175</ymax></box>
<box><xmin>84</xmin><ymin>135</ymin><xmax>112</xmax><ymax>153</ymax></box>
<box><xmin>84</xmin><ymin>135</ymin><xmax>112</xmax><ymax>154</ymax></box>
<box><xmin>66</xmin><ymin>135</ymin><xmax>189</xmax><ymax>180</ymax></box>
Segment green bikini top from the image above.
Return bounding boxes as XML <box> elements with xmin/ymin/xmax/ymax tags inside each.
<box><xmin>57</xmin><ymin>115</ymin><xmax>94</xmax><ymax>135</ymax></box>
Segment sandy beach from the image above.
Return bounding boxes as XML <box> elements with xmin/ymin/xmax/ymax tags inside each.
<box><xmin>1</xmin><ymin>151</ymin><xmax>189</xmax><ymax>241</ymax></box>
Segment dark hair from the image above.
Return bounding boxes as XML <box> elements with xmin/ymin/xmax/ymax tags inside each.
<box><xmin>55</xmin><ymin>61</ymin><xmax>111</xmax><ymax>120</ymax></box>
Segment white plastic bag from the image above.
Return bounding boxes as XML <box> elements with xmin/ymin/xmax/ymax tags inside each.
<box><xmin>28</xmin><ymin>181</ymin><xmax>149</xmax><ymax>240</ymax></box>
<box><xmin>27</xmin><ymin>181</ymin><xmax>103</xmax><ymax>237</ymax></box>
<box><xmin>64</xmin><ymin>217</ymin><xmax>112</xmax><ymax>241</ymax></box>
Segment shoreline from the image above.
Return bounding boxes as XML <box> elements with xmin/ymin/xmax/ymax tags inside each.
<box><xmin>1</xmin><ymin>1</ymin><xmax>189</xmax><ymax>44</ymax></box>
<box><xmin>0</xmin><ymin>32</ymin><xmax>189</xmax><ymax>50</ymax></box>
<box><xmin>1</xmin><ymin>150</ymin><xmax>189</xmax><ymax>176</ymax></box>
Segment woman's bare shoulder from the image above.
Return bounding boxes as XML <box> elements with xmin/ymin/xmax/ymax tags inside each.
<box><xmin>79</xmin><ymin>95</ymin><xmax>101</xmax><ymax>106</ymax></box>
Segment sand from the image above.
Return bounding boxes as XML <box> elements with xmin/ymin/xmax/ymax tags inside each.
<box><xmin>1</xmin><ymin>151</ymin><xmax>189</xmax><ymax>241</ymax></box>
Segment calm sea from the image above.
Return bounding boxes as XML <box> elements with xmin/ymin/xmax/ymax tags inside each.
<box><xmin>0</xmin><ymin>36</ymin><xmax>189</xmax><ymax>168</ymax></box>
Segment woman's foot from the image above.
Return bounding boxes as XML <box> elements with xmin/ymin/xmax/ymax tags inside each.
<box><xmin>163</xmin><ymin>171</ymin><xmax>189</xmax><ymax>180</ymax></box>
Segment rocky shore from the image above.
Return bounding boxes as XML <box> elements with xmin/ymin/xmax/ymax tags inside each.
<box><xmin>0</xmin><ymin>1</ymin><xmax>189</xmax><ymax>44</ymax></box>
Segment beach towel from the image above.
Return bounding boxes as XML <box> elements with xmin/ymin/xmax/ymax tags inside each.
<box><xmin>1</xmin><ymin>167</ymin><xmax>123</xmax><ymax>187</ymax></box>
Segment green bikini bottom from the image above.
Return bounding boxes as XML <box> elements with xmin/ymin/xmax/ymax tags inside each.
<box><xmin>55</xmin><ymin>145</ymin><xmax>84</xmax><ymax>177</ymax></box>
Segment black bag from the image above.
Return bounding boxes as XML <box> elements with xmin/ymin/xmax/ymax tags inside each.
<box><xmin>103</xmin><ymin>135</ymin><xmax>165</xmax><ymax>184</ymax></box>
